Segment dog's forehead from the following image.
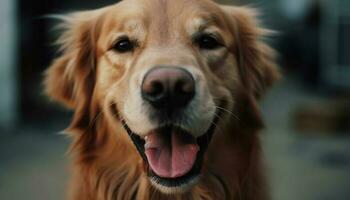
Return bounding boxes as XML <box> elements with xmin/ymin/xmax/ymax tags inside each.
<box><xmin>109</xmin><ymin>0</ymin><xmax>224</xmax><ymax>33</ymax></box>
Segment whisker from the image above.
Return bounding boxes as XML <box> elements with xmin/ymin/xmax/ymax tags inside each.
<box><xmin>212</xmin><ymin>97</ymin><xmax>235</xmax><ymax>104</ymax></box>
<box><xmin>212</xmin><ymin>112</ymin><xmax>225</xmax><ymax>134</ymax></box>
<box><xmin>215</xmin><ymin>106</ymin><xmax>240</xmax><ymax>121</ymax></box>
<box><xmin>89</xmin><ymin>100</ymin><xmax>118</xmax><ymax>126</ymax></box>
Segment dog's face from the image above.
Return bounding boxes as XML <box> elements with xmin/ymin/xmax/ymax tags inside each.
<box><xmin>45</xmin><ymin>0</ymin><xmax>278</xmax><ymax>194</ymax></box>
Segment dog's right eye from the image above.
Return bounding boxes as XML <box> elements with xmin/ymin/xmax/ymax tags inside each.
<box><xmin>112</xmin><ymin>38</ymin><xmax>134</xmax><ymax>53</ymax></box>
<box><xmin>195</xmin><ymin>33</ymin><xmax>223</xmax><ymax>50</ymax></box>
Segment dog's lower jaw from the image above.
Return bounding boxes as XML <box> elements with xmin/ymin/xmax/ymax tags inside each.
<box><xmin>149</xmin><ymin>176</ymin><xmax>200</xmax><ymax>194</ymax></box>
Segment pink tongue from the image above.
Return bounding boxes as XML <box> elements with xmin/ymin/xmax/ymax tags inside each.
<box><xmin>145</xmin><ymin>130</ymin><xmax>199</xmax><ymax>178</ymax></box>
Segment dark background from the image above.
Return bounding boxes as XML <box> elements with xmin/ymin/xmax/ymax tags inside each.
<box><xmin>18</xmin><ymin>0</ymin><xmax>118</xmax><ymax>125</ymax></box>
<box><xmin>1</xmin><ymin>0</ymin><xmax>350</xmax><ymax>199</ymax></box>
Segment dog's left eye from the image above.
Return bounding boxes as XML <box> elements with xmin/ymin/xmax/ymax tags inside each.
<box><xmin>112</xmin><ymin>38</ymin><xmax>134</xmax><ymax>53</ymax></box>
<box><xmin>195</xmin><ymin>34</ymin><xmax>222</xmax><ymax>50</ymax></box>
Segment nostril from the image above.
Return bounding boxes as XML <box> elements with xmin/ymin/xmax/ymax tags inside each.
<box><xmin>142</xmin><ymin>80</ymin><xmax>166</xmax><ymax>103</ymax></box>
<box><xmin>175</xmin><ymin>79</ymin><xmax>194</xmax><ymax>95</ymax></box>
<box><xmin>173</xmin><ymin>78</ymin><xmax>195</xmax><ymax>107</ymax></box>
<box><xmin>148</xmin><ymin>81</ymin><xmax>164</xmax><ymax>98</ymax></box>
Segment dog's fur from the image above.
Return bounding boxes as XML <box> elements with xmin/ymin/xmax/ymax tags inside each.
<box><xmin>44</xmin><ymin>0</ymin><xmax>279</xmax><ymax>199</ymax></box>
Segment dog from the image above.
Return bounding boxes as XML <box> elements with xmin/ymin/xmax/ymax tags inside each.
<box><xmin>44</xmin><ymin>0</ymin><xmax>279</xmax><ymax>199</ymax></box>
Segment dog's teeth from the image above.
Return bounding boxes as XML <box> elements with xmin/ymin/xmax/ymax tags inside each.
<box><xmin>144</xmin><ymin>136</ymin><xmax>150</xmax><ymax>149</ymax></box>
<box><xmin>144</xmin><ymin>141</ymin><xmax>150</xmax><ymax>149</ymax></box>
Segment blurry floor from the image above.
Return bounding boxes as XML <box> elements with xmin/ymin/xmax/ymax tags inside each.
<box><xmin>0</xmin><ymin>130</ymin><xmax>70</xmax><ymax>200</ymax></box>
<box><xmin>1</xmin><ymin>78</ymin><xmax>350</xmax><ymax>200</ymax></box>
<box><xmin>261</xmin><ymin>79</ymin><xmax>350</xmax><ymax>200</ymax></box>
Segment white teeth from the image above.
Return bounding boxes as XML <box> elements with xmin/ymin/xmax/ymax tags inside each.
<box><xmin>144</xmin><ymin>136</ymin><xmax>149</xmax><ymax>149</ymax></box>
<box><xmin>144</xmin><ymin>136</ymin><xmax>152</xmax><ymax>149</ymax></box>
<box><xmin>144</xmin><ymin>142</ymin><xmax>150</xmax><ymax>149</ymax></box>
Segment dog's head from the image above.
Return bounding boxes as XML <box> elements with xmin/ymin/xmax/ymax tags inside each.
<box><xmin>45</xmin><ymin>0</ymin><xmax>279</xmax><ymax>194</ymax></box>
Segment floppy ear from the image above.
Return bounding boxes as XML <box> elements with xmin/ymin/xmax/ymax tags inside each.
<box><xmin>221</xmin><ymin>6</ymin><xmax>280</xmax><ymax>99</ymax></box>
<box><xmin>44</xmin><ymin>10</ymin><xmax>102</xmax><ymax>109</ymax></box>
<box><xmin>44</xmin><ymin>10</ymin><xmax>112</xmax><ymax>157</ymax></box>
<box><xmin>221</xmin><ymin>6</ymin><xmax>280</xmax><ymax>129</ymax></box>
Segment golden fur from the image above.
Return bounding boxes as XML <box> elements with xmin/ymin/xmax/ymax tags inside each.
<box><xmin>44</xmin><ymin>0</ymin><xmax>280</xmax><ymax>199</ymax></box>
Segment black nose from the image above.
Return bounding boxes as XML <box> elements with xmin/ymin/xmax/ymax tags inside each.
<box><xmin>141</xmin><ymin>66</ymin><xmax>195</xmax><ymax>110</ymax></box>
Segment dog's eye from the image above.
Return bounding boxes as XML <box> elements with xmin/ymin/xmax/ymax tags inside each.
<box><xmin>112</xmin><ymin>38</ymin><xmax>134</xmax><ymax>53</ymax></box>
<box><xmin>196</xmin><ymin>34</ymin><xmax>222</xmax><ymax>50</ymax></box>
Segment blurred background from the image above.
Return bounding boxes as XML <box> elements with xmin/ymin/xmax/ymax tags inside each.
<box><xmin>0</xmin><ymin>0</ymin><xmax>349</xmax><ymax>199</ymax></box>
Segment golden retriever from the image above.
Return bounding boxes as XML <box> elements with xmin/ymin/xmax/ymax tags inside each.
<box><xmin>44</xmin><ymin>0</ymin><xmax>279</xmax><ymax>199</ymax></box>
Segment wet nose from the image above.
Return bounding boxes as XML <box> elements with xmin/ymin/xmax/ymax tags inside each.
<box><xmin>141</xmin><ymin>66</ymin><xmax>195</xmax><ymax>109</ymax></box>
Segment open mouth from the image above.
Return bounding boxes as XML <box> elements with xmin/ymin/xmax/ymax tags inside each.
<box><xmin>121</xmin><ymin>116</ymin><xmax>219</xmax><ymax>191</ymax></box>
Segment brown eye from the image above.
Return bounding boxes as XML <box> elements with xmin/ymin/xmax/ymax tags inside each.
<box><xmin>112</xmin><ymin>38</ymin><xmax>134</xmax><ymax>53</ymax></box>
<box><xmin>196</xmin><ymin>34</ymin><xmax>222</xmax><ymax>50</ymax></box>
